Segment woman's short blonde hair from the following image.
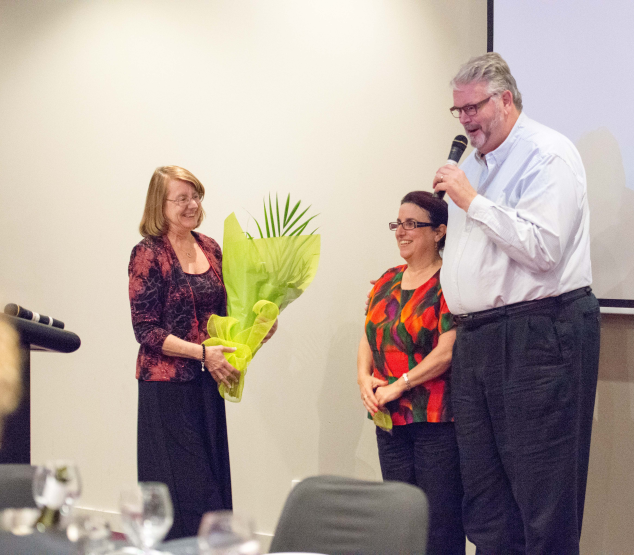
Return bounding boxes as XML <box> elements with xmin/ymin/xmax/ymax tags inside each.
<box><xmin>0</xmin><ymin>320</ymin><xmax>21</xmax><ymax>446</ymax></box>
<box><xmin>139</xmin><ymin>166</ymin><xmax>206</xmax><ymax>237</ymax></box>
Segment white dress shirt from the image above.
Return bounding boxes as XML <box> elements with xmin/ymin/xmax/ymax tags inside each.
<box><xmin>440</xmin><ymin>112</ymin><xmax>592</xmax><ymax>315</ymax></box>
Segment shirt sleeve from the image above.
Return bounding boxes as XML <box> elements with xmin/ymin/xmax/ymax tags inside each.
<box><xmin>437</xmin><ymin>292</ymin><xmax>454</xmax><ymax>335</ymax></box>
<box><xmin>128</xmin><ymin>243</ymin><xmax>170</xmax><ymax>351</ymax></box>
<box><xmin>366</xmin><ymin>282</ymin><xmax>378</xmax><ymax>314</ymax></box>
<box><xmin>365</xmin><ymin>274</ymin><xmax>384</xmax><ymax>317</ymax></box>
<box><xmin>366</xmin><ymin>268</ymin><xmax>395</xmax><ymax>318</ymax></box>
<box><xmin>466</xmin><ymin>155</ymin><xmax>584</xmax><ymax>273</ymax></box>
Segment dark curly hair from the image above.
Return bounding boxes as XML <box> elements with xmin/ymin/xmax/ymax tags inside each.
<box><xmin>400</xmin><ymin>191</ymin><xmax>448</xmax><ymax>250</ymax></box>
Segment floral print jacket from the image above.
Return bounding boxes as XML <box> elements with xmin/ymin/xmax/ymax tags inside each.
<box><xmin>128</xmin><ymin>232</ymin><xmax>226</xmax><ymax>382</ymax></box>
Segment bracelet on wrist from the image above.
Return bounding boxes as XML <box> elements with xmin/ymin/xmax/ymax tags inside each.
<box><xmin>201</xmin><ymin>344</ymin><xmax>206</xmax><ymax>372</ymax></box>
<box><xmin>403</xmin><ymin>372</ymin><xmax>412</xmax><ymax>390</ymax></box>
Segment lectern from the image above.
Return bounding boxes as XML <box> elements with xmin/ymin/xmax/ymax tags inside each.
<box><xmin>0</xmin><ymin>314</ymin><xmax>80</xmax><ymax>463</ymax></box>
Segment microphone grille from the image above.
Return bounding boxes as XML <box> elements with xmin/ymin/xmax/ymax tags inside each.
<box><xmin>4</xmin><ymin>304</ymin><xmax>19</xmax><ymax>316</ymax></box>
<box><xmin>453</xmin><ymin>135</ymin><xmax>468</xmax><ymax>151</ymax></box>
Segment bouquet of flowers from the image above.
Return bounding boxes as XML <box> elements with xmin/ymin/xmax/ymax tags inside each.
<box><xmin>204</xmin><ymin>194</ymin><xmax>320</xmax><ymax>402</ymax></box>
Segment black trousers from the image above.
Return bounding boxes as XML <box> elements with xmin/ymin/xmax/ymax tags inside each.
<box><xmin>452</xmin><ymin>292</ymin><xmax>600</xmax><ymax>555</ymax></box>
<box><xmin>137</xmin><ymin>371</ymin><xmax>232</xmax><ymax>540</ymax></box>
<box><xmin>376</xmin><ymin>422</ymin><xmax>466</xmax><ymax>555</ymax></box>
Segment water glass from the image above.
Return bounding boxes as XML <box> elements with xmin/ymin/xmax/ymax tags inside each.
<box><xmin>198</xmin><ymin>511</ymin><xmax>260</xmax><ymax>555</ymax></box>
<box><xmin>119</xmin><ymin>482</ymin><xmax>173</xmax><ymax>554</ymax></box>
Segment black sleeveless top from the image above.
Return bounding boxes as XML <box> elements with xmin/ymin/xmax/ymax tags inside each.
<box><xmin>185</xmin><ymin>266</ymin><xmax>226</xmax><ymax>342</ymax></box>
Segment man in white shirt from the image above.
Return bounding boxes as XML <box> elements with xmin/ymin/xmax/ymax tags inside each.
<box><xmin>434</xmin><ymin>53</ymin><xmax>600</xmax><ymax>554</ymax></box>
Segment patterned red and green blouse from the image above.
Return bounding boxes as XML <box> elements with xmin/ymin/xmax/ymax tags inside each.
<box><xmin>365</xmin><ymin>266</ymin><xmax>454</xmax><ymax>425</ymax></box>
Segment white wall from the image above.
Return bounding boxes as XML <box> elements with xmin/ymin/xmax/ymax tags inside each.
<box><xmin>0</xmin><ymin>0</ymin><xmax>489</xmax><ymax>541</ymax></box>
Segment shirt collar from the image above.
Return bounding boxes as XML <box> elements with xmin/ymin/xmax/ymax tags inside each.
<box><xmin>475</xmin><ymin>111</ymin><xmax>527</xmax><ymax>167</ymax></box>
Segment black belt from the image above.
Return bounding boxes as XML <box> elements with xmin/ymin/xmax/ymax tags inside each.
<box><xmin>454</xmin><ymin>287</ymin><xmax>592</xmax><ymax>328</ymax></box>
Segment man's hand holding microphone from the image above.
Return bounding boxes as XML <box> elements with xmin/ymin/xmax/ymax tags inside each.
<box><xmin>432</xmin><ymin>135</ymin><xmax>478</xmax><ymax>212</ymax></box>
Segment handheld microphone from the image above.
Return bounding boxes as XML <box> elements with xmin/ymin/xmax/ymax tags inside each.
<box><xmin>434</xmin><ymin>135</ymin><xmax>468</xmax><ymax>200</ymax></box>
<box><xmin>4</xmin><ymin>303</ymin><xmax>65</xmax><ymax>329</ymax></box>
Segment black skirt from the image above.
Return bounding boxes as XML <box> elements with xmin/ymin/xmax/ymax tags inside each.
<box><xmin>137</xmin><ymin>371</ymin><xmax>232</xmax><ymax>540</ymax></box>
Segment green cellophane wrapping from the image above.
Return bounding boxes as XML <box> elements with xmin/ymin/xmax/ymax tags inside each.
<box><xmin>204</xmin><ymin>213</ymin><xmax>320</xmax><ymax>402</ymax></box>
<box><xmin>372</xmin><ymin>409</ymin><xmax>393</xmax><ymax>432</ymax></box>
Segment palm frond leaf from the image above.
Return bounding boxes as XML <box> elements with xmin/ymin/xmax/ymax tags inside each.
<box><xmin>248</xmin><ymin>193</ymin><xmax>319</xmax><ymax>246</ymax></box>
<box><xmin>263</xmin><ymin>199</ymin><xmax>270</xmax><ymax>238</ymax></box>
<box><xmin>284</xmin><ymin>200</ymin><xmax>301</xmax><ymax>231</ymax></box>
<box><xmin>283</xmin><ymin>194</ymin><xmax>291</xmax><ymax>226</ymax></box>
<box><xmin>283</xmin><ymin>205</ymin><xmax>311</xmax><ymax>236</ymax></box>
<box><xmin>268</xmin><ymin>194</ymin><xmax>276</xmax><ymax>237</ymax></box>
<box><xmin>276</xmin><ymin>194</ymin><xmax>281</xmax><ymax>236</ymax></box>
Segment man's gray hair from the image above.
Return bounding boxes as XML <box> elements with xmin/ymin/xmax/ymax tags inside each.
<box><xmin>451</xmin><ymin>52</ymin><xmax>523</xmax><ymax>111</ymax></box>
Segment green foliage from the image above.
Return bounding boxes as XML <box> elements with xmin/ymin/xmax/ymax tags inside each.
<box><xmin>250</xmin><ymin>193</ymin><xmax>319</xmax><ymax>238</ymax></box>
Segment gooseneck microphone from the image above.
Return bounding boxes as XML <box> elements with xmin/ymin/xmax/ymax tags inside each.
<box><xmin>434</xmin><ymin>134</ymin><xmax>468</xmax><ymax>200</ymax></box>
<box><xmin>4</xmin><ymin>303</ymin><xmax>65</xmax><ymax>329</ymax></box>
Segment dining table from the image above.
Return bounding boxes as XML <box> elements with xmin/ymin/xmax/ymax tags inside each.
<box><xmin>161</xmin><ymin>536</ymin><xmax>327</xmax><ymax>555</ymax></box>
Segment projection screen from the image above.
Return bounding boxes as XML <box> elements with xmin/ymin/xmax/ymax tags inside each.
<box><xmin>492</xmin><ymin>0</ymin><xmax>634</xmax><ymax>312</ymax></box>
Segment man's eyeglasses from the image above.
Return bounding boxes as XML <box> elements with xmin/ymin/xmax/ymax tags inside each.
<box><xmin>166</xmin><ymin>193</ymin><xmax>202</xmax><ymax>207</ymax></box>
<box><xmin>389</xmin><ymin>220</ymin><xmax>435</xmax><ymax>231</ymax></box>
<box><xmin>449</xmin><ymin>96</ymin><xmax>493</xmax><ymax>118</ymax></box>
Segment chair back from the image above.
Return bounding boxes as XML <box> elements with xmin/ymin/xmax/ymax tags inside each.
<box><xmin>0</xmin><ymin>531</ymin><xmax>75</xmax><ymax>554</ymax></box>
<box><xmin>0</xmin><ymin>464</ymin><xmax>36</xmax><ymax>509</ymax></box>
<box><xmin>269</xmin><ymin>475</ymin><xmax>428</xmax><ymax>555</ymax></box>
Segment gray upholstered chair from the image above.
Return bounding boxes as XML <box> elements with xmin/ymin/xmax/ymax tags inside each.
<box><xmin>269</xmin><ymin>475</ymin><xmax>429</xmax><ymax>555</ymax></box>
<box><xmin>0</xmin><ymin>530</ymin><xmax>75</xmax><ymax>554</ymax></box>
<box><xmin>0</xmin><ymin>465</ymin><xmax>76</xmax><ymax>554</ymax></box>
<box><xmin>0</xmin><ymin>464</ymin><xmax>36</xmax><ymax>510</ymax></box>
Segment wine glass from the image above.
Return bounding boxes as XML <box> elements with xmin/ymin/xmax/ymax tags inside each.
<box><xmin>66</xmin><ymin>514</ymin><xmax>114</xmax><ymax>554</ymax></box>
<box><xmin>119</xmin><ymin>482</ymin><xmax>173</xmax><ymax>554</ymax></box>
<box><xmin>32</xmin><ymin>460</ymin><xmax>82</xmax><ymax>515</ymax></box>
<box><xmin>197</xmin><ymin>511</ymin><xmax>260</xmax><ymax>555</ymax></box>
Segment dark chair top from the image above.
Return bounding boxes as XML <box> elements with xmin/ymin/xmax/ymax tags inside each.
<box><xmin>0</xmin><ymin>464</ymin><xmax>36</xmax><ymax>510</ymax></box>
<box><xmin>0</xmin><ymin>530</ymin><xmax>74</xmax><ymax>555</ymax></box>
<box><xmin>269</xmin><ymin>475</ymin><xmax>429</xmax><ymax>555</ymax></box>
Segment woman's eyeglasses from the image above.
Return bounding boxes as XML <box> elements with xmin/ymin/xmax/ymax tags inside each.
<box><xmin>166</xmin><ymin>194</ymin><xmax>202</xmax><ymax>207</ymax></box>
<box><xmin>389</xmin><ymin>220</ymin><xmax>434</xmax><ymax>231</ymax></box>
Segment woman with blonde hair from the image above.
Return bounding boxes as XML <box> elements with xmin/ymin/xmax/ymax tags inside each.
<box><xmin>129</xmin><ymin>166</ymin><xmax>275</xmax><ymax>539</ymax></box>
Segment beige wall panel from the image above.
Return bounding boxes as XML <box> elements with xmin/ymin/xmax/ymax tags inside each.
<box><xmin>0</xmin><ymin>0</ymin><xmax>488</xmax><ymax>540</ymax></box>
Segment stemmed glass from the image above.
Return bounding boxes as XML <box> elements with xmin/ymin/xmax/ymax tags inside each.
<box><xmin>32</xmin><ymin>460</ymin><xmax>82</xmax><ymax>518</ymax></box>
<box><xmin>197</xmin><ymin>511</ymin><xmax>260</xmax><ymax>555</ymax></box>
<box><xmin>66</xmin><ymin>514</ymin><xmax>114</xmax><ymax>554</ymax></box>
<box><xmin>119</xmin><ymin>482</ymin><xmax>174</xmax><ymax>554</ymax></box>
